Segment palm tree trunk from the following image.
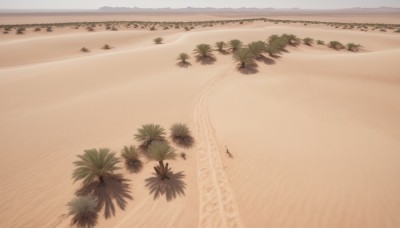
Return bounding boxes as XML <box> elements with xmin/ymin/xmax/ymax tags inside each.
<box><xmin>98</xmin><ymin>175</ymin><xmax>105</xmax><ymax>186</ymax></box>
<box><xmin>159</xmin><ymin>161</ymin><xmax>170</xmax><ymax>180</ymax></box>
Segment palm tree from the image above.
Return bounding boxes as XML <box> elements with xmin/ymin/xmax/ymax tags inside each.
<box><xmin>228</xmin><ymin>39</ymin><xmax>243</xmax><ymax>52</ymax></box>
<box><xmin>215</xmin><ymin>41</ymin><xmax>226</xmax><ymax>52</ymax></box>
<box><xmin>72</xmin><ymin>148</ymin><xmax>120</xmax><ymax>186</ymax></box>
<box><xmin>303</xmin><ymin>37</ymin><xmax>314</xmax><ymax>46</ymax></box>
<box><xmin>346</xmin><ymin>43</ymin><xmax>362</xmax><ymax>52</ymax></box>
<box><xmin>121</xmin><ymin>145</ymin><xmax>142</xmax><ymax>172</ymax></box>
<box><xmin>134</xmin><ymin>124</ymin><xmax>166</xmax><ymax>148</ymax></box>
<box><xmin>149</xmin><ymin>141</ymin><xmax>177</xmax><ymax>180</ymax></box>
<box><xmin>193</xmin><ymin>44</ymin><xmax>213</xmax><ymax>58</ymax></box>
<box><xmin>234</xmin><ymin>48</ymin><xmax>256</xmax><ymax>69</ymax></box>
<box><xmin>67</xmin><ymin>195</ymin><xmax>98</xmax><ymax>228</ymax></box>
<box><xmin>247</xmin><ymin>41</ymin><xmax>266</xmax><ymax>58</ymax></box>
<box><xmin>170</xmin><ymin>123</ymin><xmax>194</xmax><ymax>148</ymax></box>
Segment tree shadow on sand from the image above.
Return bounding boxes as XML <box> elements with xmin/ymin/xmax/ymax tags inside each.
<box><xmin>237</xmin><ymin>62</ymin><xmax>258</xmax><ymax>75</ymax></box>
<box><xmin>176</xmin><ymin>62</ymin><xmax>192</xmax><ymax>68</ymax></box>
<box><xmin>256</xmin><ymin>55</ymin><xmax>276</xmax><ymax>65</ymax></box>
<box><xmin>145</xmin><ymin>171</ymin><xmax>186</xmax><ymax>201</ymax></box>
<box><xmin>195</xmin><ymin>55</ymin><xmax>216</xmax><ymax>65</ymax></box>
<box><xmin>217</xmin><ymin>50</ymin><xmax>230</xmax><ymax>55</ymax></box>
<box><xmin>75</xmin><ymin>174</ymin><xmax>133</xmax><ymax>219</ymax></box>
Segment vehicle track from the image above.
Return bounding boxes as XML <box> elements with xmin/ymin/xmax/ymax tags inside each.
<box><xmin>193</xmin><ymin>71</ymin><xmax>244</xmax><ymax>228</ymax></box>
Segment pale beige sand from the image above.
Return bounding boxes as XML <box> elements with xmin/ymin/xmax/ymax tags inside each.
<box><xmin>0</xmin><ymin>15</ymin><xmax>400</xmax><ymax>228</ymax></box>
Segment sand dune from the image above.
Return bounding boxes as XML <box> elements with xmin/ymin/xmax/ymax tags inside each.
<box><xmin>0</xmin><ymin>17</ymin><xmax>400</xmax><ymax>228</ymax></box>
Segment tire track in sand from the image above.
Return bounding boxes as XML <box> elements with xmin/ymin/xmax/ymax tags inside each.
<box><xmin>193</xmin><ymin>70</ymin><xmax>244</xmax><ymax>228</ymax></box>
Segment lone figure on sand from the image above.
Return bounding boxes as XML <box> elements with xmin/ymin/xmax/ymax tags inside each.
<box><xmin>225</xmin><ymin>146</ymin><xmax>233</xmax><ymax>159</ymax></box>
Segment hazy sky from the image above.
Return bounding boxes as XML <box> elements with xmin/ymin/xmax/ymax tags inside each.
<box><xmin>1</xmin><ymin>0</ymin><xmax>399</xmax><ymax>9</ymax></box>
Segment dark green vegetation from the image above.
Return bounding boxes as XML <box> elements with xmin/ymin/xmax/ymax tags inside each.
<box><xmin>328</xmin><ymin>41</ymin><xmax>346</xmax><ymax>50</ymax></box>
<box><xmin>154</xmin><ymin>37</ymin><xmax>163</xmax><ymax>44</ymax></box>
<box><xmin>69</xmin><ymin>122</ymin><xmax>193</xmax><ymax>225</ymax></box>
<box><xmin>1</xmin><ymin>18</ymin><xmax>398</xmax><ymax>35</ymax></box>
<box><xmin>72</xmin><ymin>148</ymin><xmax>120</xmax><ymax>186</ymax></box>
<box><xmin>67</xmin><ymin>195</ymin><xmax>98</xmax><ymax>228</ymax></box>
<box><xmin>177</xmin><ymin>34</ymin><xmax>364</xmax><ymax>74</ymax></box>
<box><xmin>176</xmin><ymin>52</ymin><xmax>191</xmax><ymax>67</ymax></box>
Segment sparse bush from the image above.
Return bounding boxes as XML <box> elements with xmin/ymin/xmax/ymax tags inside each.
<box><xmin>34</xmin><ymin>27</ymin><xmax>41</xmax><ymax>32</ymax></box>
<box><xmin>247</xmin><ymin>41</ymin><xmax>266</xmax><ymax>58</ymax></box>
<box><xmin>170</xmin><ymin>123</ymin><xmax>194</xmax><ymax>148</ymax></box>
<box><xmin>328</xmin><ymin>41</ymin><xmax>345</xmax><ymax>50</ymax></box>
<box><xmin>303</xmin><ymin>37</ymin><xmax>314</xmax><ymax>46</ymax></box>
<box><xmin>282</xmin><ymin>34</ymin><xmax>301</xmax><ymax>46</ymax></box>
<box><xmin>16</xmin><ymin>27</ymin><xmax>25</xmax><ymax>34</ymax></box>
<box><xmin>134</xmin><ymin>124</ymin><xmax>166</xmax><ymax>148</ymax></box>
<box><xmin>347</xmin><ymin>43</ymin><xmax>362</xmax><ymax>52</ymax></box>
<box><xmin>102</xmin><ymin>44</ymin><xmax>111</xmax><ymax>50</ymax></box>
<box><xmin>121</xmin><ymin>145</ymin><xmax>142</xmax><ymax>173</ymax></box>
<box><xmin>316</xmin><ymin>40</ymin><xmax>325</xmax><ymax>45</ymax></box>
<box><xmin>67</xmin><ymin>195</ymin><xmax>98</xmax><ymax>228</ymax></box>
<box><xmin>180</xmin><ymin>152</ymin><xmax>187</xmax><ymax>160</ymax></box>
<box><xmin>86</xmin><ymin>27</ymin><xmax>94</xmax><ymax>32</ymax></box>
<box><xmin>46</xmin><ymin>27</ymin><xmax>53</xmax><ymax>32</ymax></box>
<box><xmin>154</xmin><ymin>37</ymin><xmax>163</xmax><ymax>44</ymax></box>
<box><xmin>176</xmin><ymin>52</ymin><xmax>191</xmax><ymax>67</ymax></box>
<box><xmin>150</xmin><ymin>26</ymin><xmax>157</xmax><ymax>31</ymax></box>
<box><xmin>111</xmin><ymin>27</ymin><xmax>118</xmax><ymax>31</ymax></box>
<box><xmin>80</xmin><ymin>47</ymin><xmax>89</xmax><ymax>52</ymax></box>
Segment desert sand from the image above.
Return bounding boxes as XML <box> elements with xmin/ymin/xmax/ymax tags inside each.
<box><xmin>0</xmin><ymin>12</ymin><xmax>400</xmax><ymax>228</ymax></box>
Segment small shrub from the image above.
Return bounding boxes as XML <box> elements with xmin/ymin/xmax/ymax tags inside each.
<box><xmin>121</xmin><ymin>145</ymin><xmax>143</xmax><ymax>173</ymax></box>
<box><xmin>180</xmin><ymin>152</ymin><xmax>187</xmax><ymax>160</ymax></box>
<box><xmin>154</xmin><ymin>37</ymin><xmax>163</xmax><ymax>44</ymax></box>
<box><xmin>328</xmin><ymin>41</ymin><xmax>345</xmax><ymax>50</ymax></box>
<box><xmin>16</xmin><ymin>27</ymin><xmax>25</xmax><ymax>34</ymax></box>
<box><xmin>176</xmin><ymin>52</ymin><xmax>191</xmax><ymax>67</ymax></box>
<box><xmin>303</xmin><ymin>37</ymin><xmax>314</xmax><ymax>46</ymax></box>
<box><xmin>80</xmin><ymin>47</ymin><xmax>89</xmax><ymax>52</ymax></box>
<box><xmin>34</xmin><ymin>27</ymin><xmax>41</xmax><ymax>32</ymax></box>
<box><xmin>102</xmin><ymin>44</ymin><xmax>111</xmax><ymax>50</ymax></box>
<box><xmin>150</xmin><ymin>26</ymin><xmax>157</xmax><ymax>31</ymax></box>
<box><xmin>46</xmin><ymin>27</ymin><xmax>53</xmax><ymax>32</ymax></box>
<box><xmin>170</xmin><ymin>123</ymin><xmax>194</xmax><ymax>148</ymax></box>
<box><xmin>67</xmin><ymin>195</ymin><xmax>98</xmax><ymax>228</ymax></box>
<box><xmin>215</xmin><ymin>41</ymin><xmax>227</xmax><ymax>52</ymax></box>
<box><xmin>316</xmin><ymin>40</ymin><xmax>325</xmax><ymax>45</ymax></box>
<box><xmin>347</xmin><ymin>43</ymin><xmax>362</xmax><ymax>52</ymax></box>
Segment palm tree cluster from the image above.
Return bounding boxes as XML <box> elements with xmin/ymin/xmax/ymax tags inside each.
<box><xmin>134</xmin><ymin>123</ymin><xmax>194</xmax><ymax>179</ymax></box>
<box><xmin>68</xmin><ymin>122</ymin><xmax>193</xmax><ymax>226</ymax></box>
<box><xmin>175</xmin><ymin>33</ymin><xmax>363</xmax><ymax>73</ymax></box>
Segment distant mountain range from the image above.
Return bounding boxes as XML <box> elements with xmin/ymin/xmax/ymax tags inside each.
<box><xmin>98</xmin><ymin>6</ymin><xmax>400</xmax><ymax>13</ymax></box>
